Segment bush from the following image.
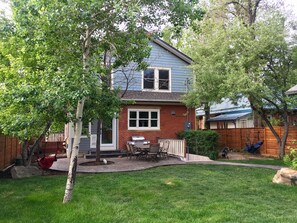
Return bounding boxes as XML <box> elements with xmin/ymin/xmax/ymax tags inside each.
<box><xmin>284</xmin><ymin>147</ymin><xmax>297</xmax><ymax>170</ymax></box>
<box><xmin>177</xmin><ymin>130</ymin><xmax>219</xmax><ymax>160</ymax></box>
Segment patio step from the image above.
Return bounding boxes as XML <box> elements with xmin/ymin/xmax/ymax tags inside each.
<box><xmin>84</xmin><ymin>150</ymin><xmax>127</xmax><ymax>159</ymax></box>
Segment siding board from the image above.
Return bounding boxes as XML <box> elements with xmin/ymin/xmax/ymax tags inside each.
<box><xmin>113</xmin><ymin>41</ymin><xmax>191</xmax><ymax>92</ymax></box>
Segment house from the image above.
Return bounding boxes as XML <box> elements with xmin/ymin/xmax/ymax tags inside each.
<box><xmin>286</xmin><ymin>85</ymin><xmax>297</xmax><ymax>96</ymax></box>
<box><xmin>287</xmin><ymin>85</ymin><xmax>297</xmax><ymax>126</ymax></box>
<box><xmin>196</xmin><ymin>98</ymin><xmax>255</xmax><ymax>129</ymax></box>
<box><xmin>64</xmin><ymin>38</ymin><xmax>196</xmax><ymax>155</ymax></box>
<box><xmin>196</xmin><ymin>94</ymin><xmax>297</xmax><ymax>129</ymax></box>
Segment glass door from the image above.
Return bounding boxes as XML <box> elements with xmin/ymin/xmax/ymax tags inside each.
<box><xmin>100</xmin><ymin>118</ymin><xmax>116</xmax><ymax>151</ymax></box>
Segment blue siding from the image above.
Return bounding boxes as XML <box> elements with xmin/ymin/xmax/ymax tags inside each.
<box><xmin>113</xmin><ymin>41</ymin><xmax>191</xmax><ymax>93</ymax></box>
<box><xmin>69</xmin><ymin>137</ymin><xmax>91</xmax><ymax>153</ymax></box>
<box><xmin>79</xmin><ymin>138</ymin><xmax>91</xmax><ymax>152</ymax></box>
<box><xmin>91</xmin><ymin>122</ymin><xmax>97</xmax><ymax>134</ymax></box>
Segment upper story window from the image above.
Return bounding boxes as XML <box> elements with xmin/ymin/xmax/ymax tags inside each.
<box><xmin>143</xmin><ymin>67</ymin><xmax>171</xmax><ymax>91</ymax></box>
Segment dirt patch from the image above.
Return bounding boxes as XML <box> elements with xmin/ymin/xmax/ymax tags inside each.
<box><xmin>219</xmin><ymin>152</ymin><xmax>272</xmax><ymax>160</ymax></box>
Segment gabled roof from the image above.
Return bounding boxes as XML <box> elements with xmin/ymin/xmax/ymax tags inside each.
<box><xmin>286</xmin><ymin>85</ymin><xmax>297</xmax><ymax>95</ymax></box>
<box><xmin>152</xmin><ymin>38</ymin><xmax>192</xmax><ymax>64</ymax></box>
<box><xmin>207</xmin><ymin>112</ymin><xmax>251</xmax><ymax>122</ymax></box>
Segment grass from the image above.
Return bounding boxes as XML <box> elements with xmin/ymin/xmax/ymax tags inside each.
<box><xmin>1</xmin><ymin>164</ymin><xmax>297</xmax><ymax>223</ymax></box>
<box><xmin>220</xmin><ymin>159</ymin><xmax>286</xmax><ymax>166</ymax></box>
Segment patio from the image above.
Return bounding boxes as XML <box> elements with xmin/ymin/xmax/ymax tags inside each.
<box><xmin>50</xmin><ymin>156</ymin><xmax>186</xmax><ymax>173</ymax></box>
<box><xmin>50</xmin><ymin>152</ymin><xmax>283</xmax><ymax>173</ymax></box>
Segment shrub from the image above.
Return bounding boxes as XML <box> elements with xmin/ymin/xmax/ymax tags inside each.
<box><xmin>283</xmin><ymin>147</ymin><xmax>297</xmax><ymax>170</ymax></box>
<box><xmin>177</xmin><ymin>130</ymin><xmax>219</xmax><ymax>160</ymax></box>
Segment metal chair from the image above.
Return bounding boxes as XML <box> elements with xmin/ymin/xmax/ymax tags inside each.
<box><xmin>126</xmin><ymin>143</ymin><xmax>141</xmax><ymax>159</ymax></box>
<box><xmin>126</xmin><ymin>143</ymin><xmax>133</xmax><ymax>159</ymax></box>
<box><xmin>147</xmin><ymin>143</ymin><xmax>160</xmax><ymax>161</ymax></box>
<box><xmin>159</xmin><ymin>140</ymin><xmax>170</xmax><ymax>159</ymax></box>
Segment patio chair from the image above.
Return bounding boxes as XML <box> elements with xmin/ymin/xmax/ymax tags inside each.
<box><xmin>126</xmin><ymin>143</ymin><xmax>141</xmax><ymax>159</ymax></box>
<box><xmin>126</xmin><ymin>143</ymin><xmax>133</xmax><ymax>159</ymax></box>
<box><xmin>245</xmin><ymin>141</ymin><xmax>264</xmax><ymax>154</ymax></box>
<box><xmin>147</xmin><ymin>143</ymin><xmax>160</xmax><ymax>161</ymax></box>
<box><xmin>159</xmin><ymin>140</ymin><xmax>170</xmax><ymax>159</ymax></box>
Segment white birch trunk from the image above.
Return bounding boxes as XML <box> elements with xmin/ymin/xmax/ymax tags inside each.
<box><xmin>63</xmin><ymin>28</ymin><xmax>91</xmax><ymax>203</ymax></box>
<box><xmin>63</xmin><ymin>98</ymin><xmax>85</xmax><ymax>203</ymax></box>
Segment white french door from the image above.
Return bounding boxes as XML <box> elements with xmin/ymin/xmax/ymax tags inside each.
<box><xmin>90</xmin><ymin>119</ymin><xmax>117</xmax><ymax>151</ymax></box>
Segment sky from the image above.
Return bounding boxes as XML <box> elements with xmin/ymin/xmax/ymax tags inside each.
<box><xmin>283</xmin><ymin>0</ymin><xmax>297</xmax><ymax>17</ymax></box>
<box><xmin>0</xmin><ymin>0</ymin><xmax>297</xmax><ymax>20</ymax></box>
<box><xmin>0</xmin><ymin>0</ymin><xmax>297</xmax><ymax>14</ymax></box>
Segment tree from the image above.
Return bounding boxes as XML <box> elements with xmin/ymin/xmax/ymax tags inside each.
<box><xmin>182</xmin><ymin>19</ymin><xmax>233</xmax><ymax>129</ymax></box>
<box><xmin>1</xmin><ymin>0</ymin><xmax>204</xmax><ymax>203</ymax></box>
<box><xmin>0</xmin><ymin>13</ymin><xmax>82</xmax><ymax>165</ymax></box>
<box><xmin>184</xmin><ymin>0</ymin><xmax>297</xmax><ymax>157</ymax></box>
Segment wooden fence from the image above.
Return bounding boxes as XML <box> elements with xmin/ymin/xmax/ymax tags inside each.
<box><xmin>158</xmin><ymin>138</ymin><xmax>186</xmax><ymax>158</ymax></box>
<box><xmin>213</xmin><ymin>127</ymin><xmax>297</xmax><ymax>157</ymax></box>
<box><xmin>0</xmin><ymin>133</ymin><xmax>64</xmax><ymax>171</ymax></box>
<box><xmin>0</xmin><ymin>134</ymin><xmax>21</xmax><ymax>171</ymax></box>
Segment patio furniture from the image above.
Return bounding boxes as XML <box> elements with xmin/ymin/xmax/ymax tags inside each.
<box><xmin>126</xmin><ymin>143</ymin><xmax>133</xmax><ymax>159</ymax></box>
<box><xmin>159</xmin><ymin>140</ymin><xmax>170</xmax><ymax>159</ymax></box>
<box><xmin>245</xmin><ymin>141</ymin><xmax>264</xmax><ymax>154</ymax></box>
<box><xmin>147</xmin><ymin>143</ymin><xmax>160</xmax><ymax>161</ymax></box>
<box><xmin>126</xmin><ymin>143</ymin><xmax>141</xmax><ymax>159</ymax></box>
<box><xmin>133</xmin><ymin>141</ymin><xmax>150</xmax><ymax>159</ymax></box>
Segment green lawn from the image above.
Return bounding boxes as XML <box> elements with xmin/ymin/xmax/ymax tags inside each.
<box><xmin>220</xmin><ymin>159</ymin><xmax>286</xmax><ymax>166</ymax></box>
<box><xmin>1</xmin><ymin>164</ymin><xmax>297</xmax><ymax>223</ymax></box>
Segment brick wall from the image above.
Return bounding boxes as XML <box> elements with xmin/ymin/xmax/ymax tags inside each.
<box><xmin>118</xmin><ymin>104</ymin><xmax>196</xmax><ymax>150</ymax></box>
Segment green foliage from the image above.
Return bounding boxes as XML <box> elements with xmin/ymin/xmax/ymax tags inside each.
<box><xmin>177</xmin><ymin>130</ymin><xmax>219</xmax><ymax>160</ymax></box>
<box><xmin>283</xmin><ymin>146</ymin><xmax>297</xmax><ymax>170</ymax></box>
<box><xmin>0</xmin><ymin>0</ymin><xmax>204</xmax><ymax>142</ymax></box>
<box><xmin>181</xmin><ymin>1</ymin><xmax>297</xmax><ymax>157</ymax></box>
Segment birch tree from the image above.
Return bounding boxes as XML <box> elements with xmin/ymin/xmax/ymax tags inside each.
<box><xmin>1</xmin><ymin>0</ymin><xmax>204</xmax><ymax>203</ymax></box>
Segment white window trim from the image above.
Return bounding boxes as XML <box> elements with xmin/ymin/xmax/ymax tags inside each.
<box><xmin>142</xmin><ymin>67</ymin><xmax>171</xmax><ymax>92</ymax></box>
<box><xmin>128</xmin><ymin>108</ymin><xmax>160</xmax><ymax>130</ymax></box>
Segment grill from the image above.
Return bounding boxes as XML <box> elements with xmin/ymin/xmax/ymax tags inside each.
<box><xmin>127</xmin><ymin>136</ymin><xmax>150</xmax><ymax>148</ymax></box>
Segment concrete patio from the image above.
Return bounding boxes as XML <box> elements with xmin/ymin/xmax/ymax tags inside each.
<box><xmin>51</xmin><ymin>156</ymin><xmax>188</xmax><ymax>173</ymax></box>
<box><xmin>50</xmin><ymin>152</ymin><xmax>284</xmax><ymax>173</ymax></box>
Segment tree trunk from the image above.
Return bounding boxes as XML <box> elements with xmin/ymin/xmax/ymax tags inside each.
<box><xmin>204</xmin><ymin>103</ymin><xmax>210</xmax><ymax>130</ymax></box>
<box><xmin>63</xmin><ymin>98</ymin><xmax>85</xmax><ymax>203</ymax></box>
<box><xmin>21</xmin><ymin>140</ymin><xmax>29</xmax><ymax>166</ymax></box>
<box><xmin>251</xmin><ymin>105</ymin><xmax>289</xmax><ymax>159</ymax></box>
<box><xmin>96</xmin><ymin>120</ymin><xmax>102</xmax><ymax>162</ymax></box>
<box><xmin>279</xmin><ymin>117</ymin><xmax>289</xmax><ymax>158</ymax></box>
<box><xmin>26</xmin><ymin>121</ymin><xmax>51</xmax><ymax>166</ymax></box>
<box><xmin>63</xmin><ymin>27</ymin><xmax>91</xmax><ymax>203</ymax></box>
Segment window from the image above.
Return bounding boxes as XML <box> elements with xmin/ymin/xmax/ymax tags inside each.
<box><xmin>240</xmin><ymin>120</ymin><xmax>247</xmax><ymax>128</ymax></box>
<box><xmin>128</xmin><ymin>109</ymin><xmax>160</xmax><ymax>130</ymax></box>
<box><xmin>102</xmin><ymin>119</ymin><xmax>113</xmax><ymax>144</ymax></box>
<box><xmin>143</xmin><ymin>67</ymin><xmax>170</xmax><ymax>91</ymax></box>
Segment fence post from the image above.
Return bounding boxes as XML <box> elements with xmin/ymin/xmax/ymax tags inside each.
<box><xmin>184</xmin><ymin>139</ymin><xmax>187</xmax><ymax>159</ymax></box>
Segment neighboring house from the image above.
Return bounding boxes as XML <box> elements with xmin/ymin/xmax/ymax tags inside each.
<box><xmin>287</xmin><ymin>85</ymin><xmax>297</xmax><ymax>126</ymax></box>
<box><xmin>197</xmin><ymin>95</ymin><xmax>297</xmax><ymax>129</ymax></box>
<box><xmin>196</xmin><ymin>98</ymin><xmax>255</xmax><ymax>129</ymax></box>
<box><xmin>287</xmin><ymin>85</ymin><xmax>297</xmax><ymax>96</ymax></box>
<box><xmin>64</xmin><ymin>38</ymin><xmax>196</xmax><ymax>155</ymax></box>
